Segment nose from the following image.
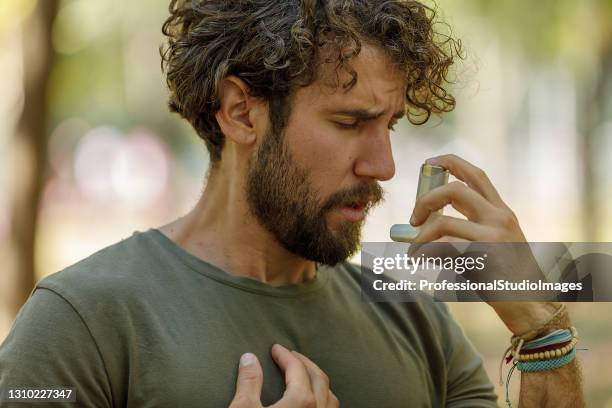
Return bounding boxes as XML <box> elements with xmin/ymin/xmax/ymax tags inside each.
<box><xmin>353</xmin><ymin>129</ymin><xmax>396</xmax><ymax>181</ymax></box>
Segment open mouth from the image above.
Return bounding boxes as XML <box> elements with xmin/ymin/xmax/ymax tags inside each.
<box><xmin>346</xmin><ymin>198</ymin><xmax>369</xmax><ymax>209</ymax></box>
<box><xmin>339</xmin><ymin>201</ymin><xmax>368</xmax><ymax>222</ymax></box>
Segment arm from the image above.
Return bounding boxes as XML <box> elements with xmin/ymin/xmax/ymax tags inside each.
<box><xmin>440</xmin><ymin>303</ymin><xmax>499</xmax><ymax>407</ymax></box>
<box><xmin>520</xmin><ymin>359</ymin><xmax>583</xmax><ymax>407</ymax></box>
<box><xmin>409</xmin><ymin>154</ymin><xmax>586</xmax><ymax>407</ymax></box>
<box><xmin>499</xmin><ymin>302</ymin><xmax>585</xmax><ymax>408</ymax></box>
<box><xmin>0</xmin><ymin>288</ymin><xmax>113</xmax><ymax>408</ymax></box>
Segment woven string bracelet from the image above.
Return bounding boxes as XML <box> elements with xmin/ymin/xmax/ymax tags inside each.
<box><xmin>498</xmin><ymin>303</ymin><xmax>567</xmax><ymax>386</ymax></box>
<box><xmin>503</xmin><ymin>326</ymin><xmax>579</xmax><ymax>407</ymax></box>
<box><xmin>515</xmin><ymin>327</ymin><xmax>578</xmax><ymax>361</ymax></box>
<box><xmin>505</xmin><ymin>348</ymin><xmax>577</xmax><ymax>407</ymax></box>
<box><xmin>501</xmin><ymin>326</ymin><xmax>577</xmax><ymax>385</ymax></box>
<box><xmin>517</xmin><ymin>348</ymin><xmax>576</xmax><ymax>372</ymax></box>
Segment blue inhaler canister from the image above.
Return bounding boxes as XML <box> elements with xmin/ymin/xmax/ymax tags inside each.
<box><xmin>390</xmin><ymin>163</ymin><xmax>449</xmax><ymax>242</ymax></box>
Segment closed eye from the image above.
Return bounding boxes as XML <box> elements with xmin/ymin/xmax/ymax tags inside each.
<box><xmin>334</xmin><ymin>118</ymin><xmax>398</xmax><ymax>131</ymax></box>
<box><xmin>334</xmin><ymin>120</ymin><xmax>360</xmax><ymax>130</ymax></box>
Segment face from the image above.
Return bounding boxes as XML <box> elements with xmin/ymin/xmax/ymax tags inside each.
<box><xmin>246</xmin><ymin>45</ymin><xmax>405</xmax><ymax>265</ymax></box>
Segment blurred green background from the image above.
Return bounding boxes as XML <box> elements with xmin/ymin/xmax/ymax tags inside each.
<box><xmin>0</xmin><ymin>0</ymin><xmax>611</xmax><ymax>406</ymax></box>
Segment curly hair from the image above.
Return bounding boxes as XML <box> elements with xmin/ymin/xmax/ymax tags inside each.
<box><xmin>161</xmin><ymin>0</ymin><xmax>462</xmax><ymax>164</ymax></box>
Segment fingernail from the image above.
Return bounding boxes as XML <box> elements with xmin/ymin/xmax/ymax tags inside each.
<box><xmin>410</xmin><ymin>214</ymin><xmax>416</xmax><ymax>225</ymax></box>
<box><xmin>240</xmin><ymin>353</ymin><xmax>257</xmax><ymax>367</ymax></box>
<box><xmin>426</xmin><ymin>157</ymin><xmax>439</xmax><ymax>164</ymax></box>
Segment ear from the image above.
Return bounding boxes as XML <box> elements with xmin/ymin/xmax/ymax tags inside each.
<box><xmin>215</xmin><ymin>76</ymin><xmax>265</xmax><ymax>146</ymax></box>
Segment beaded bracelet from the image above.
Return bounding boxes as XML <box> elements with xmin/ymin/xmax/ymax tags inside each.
<box><xmin>516</xmin><ymin>348</ymin><xmax>576</xmax><ymax>372</ymax></box>
<box><xmin>498</xmin><ymin>305</ymin><xmax>568</xmax><ymax>386</ymax></box>
<box><xmin>512</xmin><ymin>327</ymin><xmax>578</xmax><ymax>361</ymax></box>
<box><xmin>515</xmin><ymin>338</ymin><xmax>577</xmax><ymax>361</ymax></box>
<box><xmin>502</xmin><ymin>326</ymin><xmax>579</xmax><ymax>408</ymax></box>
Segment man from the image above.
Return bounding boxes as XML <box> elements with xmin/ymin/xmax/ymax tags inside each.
<box><xmin>0</xmin><ymin>1</ymin><xmax>584</xmax><ymax>407</ymax></box>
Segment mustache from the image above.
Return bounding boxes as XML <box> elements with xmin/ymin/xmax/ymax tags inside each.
<box><xmin>321</xmin><ymin>182</ymin><xmax>385</xmax><ymax>212</ymax></box>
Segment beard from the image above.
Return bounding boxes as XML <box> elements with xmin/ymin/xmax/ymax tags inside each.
<box><xmin>245</xmin><ymin>126</ymin><xmax>384</xmax><ymax>266</ymax></box>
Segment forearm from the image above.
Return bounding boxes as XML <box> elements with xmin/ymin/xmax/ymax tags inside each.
<box><xmin>517</xmin><ymin>308</ymin><xmax>585</xmax><ymax>407</ymax></box>
<box><xmin>519</xmin><ymin>359</ymin><xmax>584</xmax><ymax>407</ymax></box>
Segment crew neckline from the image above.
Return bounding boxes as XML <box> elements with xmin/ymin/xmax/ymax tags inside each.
<box><xmin>144</xmin><ymin>228</ymin><xmax>330</xmax><ymax>298</ymax></box>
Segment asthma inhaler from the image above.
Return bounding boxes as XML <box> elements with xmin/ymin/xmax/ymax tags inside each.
<box><xmin>390</xmin><ymin>163</ymin><xmax>449</xmax><ymax>242</ymax></box>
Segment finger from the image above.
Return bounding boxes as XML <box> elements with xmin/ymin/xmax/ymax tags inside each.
<box><xmin>291</xmin><ymin>351</ymin><xmax>330</xmax><ymax>407</ymax></box>
<box><xmin>427</xmin><ymin>154</ymin><xmax>507</xmax><ymax>208</ymax></box>
<box><xmin>413</xmin><ymin>215</ymin><xmax>494</xmax><ymax>243</ymax></box>
<box><xmin>270</xmin><ymin>344</ymin><xmax>315</xmax><ymax>407</ymax></box>
<box><xmin>411</xmin><ymin>180</ymin><xmax>497</xmax><ymax>226</ymax></box>
<box><xmin>327</xmin><ymin>390</ymin><xmax>340</xmax><ymax>408</ymax></box>
<box><xmin>232</xmin><ymin>353</ymin><xmax>263</xmax><ymax>406</ymax></box>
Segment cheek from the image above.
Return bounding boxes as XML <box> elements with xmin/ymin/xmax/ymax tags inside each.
<box><xmin>287</xmin><ymin>123</ymin><xmax>358</xmax><ymax>183</ymax></box>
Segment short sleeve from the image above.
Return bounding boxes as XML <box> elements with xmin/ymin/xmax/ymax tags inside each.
<box><xmin>441</xmin><ymin>304</ymin><xmax>499</xmax><ymax>407</ymax></box>
<box><xmin>0</xmin><ymin>288</ymin><xmax>113</xmax><ymax>407</ymax></box>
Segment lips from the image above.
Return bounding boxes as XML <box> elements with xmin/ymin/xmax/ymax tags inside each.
<box><xmin>347</xmin><ymin>197</ymin><xmax>371</xmax><ymax>209</ymax></box>
<box><xmin>339</xmin><ymin>201</ymin><xmax>368</xmax><ymax>222</ymax></box>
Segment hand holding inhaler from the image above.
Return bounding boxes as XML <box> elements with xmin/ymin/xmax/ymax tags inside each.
<box><xmin>391</xmin><ymin>154</ymin><xmax>528</xmax><ymax>244</ymax></box>
<box><xmin>390</xmin><ymin>162</ymin><xmax>449</xmax><ymax>242</ymax></box>
<box><xmin>389</xmin><ymin>154</ymin><xmax>558</xmax><ymax>337</ymax></box>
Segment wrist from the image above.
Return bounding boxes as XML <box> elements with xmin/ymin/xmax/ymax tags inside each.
<box><xmin>492</xmin><ymin>302</ymin><xmax>568</xmax><ymax>337</ymax></box>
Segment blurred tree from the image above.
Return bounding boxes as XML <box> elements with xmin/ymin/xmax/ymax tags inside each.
<box><xmin>10</xmin><ymin>0</ymin><xmax>59</xmax><ymax>316</ymax></box>
<box><xmin>450</xmin><ymin>0</ymin><xmax>612</xmax><ymax>240</ymax></box>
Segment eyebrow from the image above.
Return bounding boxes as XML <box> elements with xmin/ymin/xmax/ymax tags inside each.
<box><xmin>330</xmin><ymin>108</ymin><xmax>405</xmax><ymax>121</ymax></box>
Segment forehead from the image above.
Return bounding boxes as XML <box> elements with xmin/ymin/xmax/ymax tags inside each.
<box><xmin>294</xmin><ymin>44</ymin><xmax>407</xmax><ymax>112</ymax></box>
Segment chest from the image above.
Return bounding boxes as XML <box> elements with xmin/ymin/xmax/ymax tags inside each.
<box><xmin>123</xmin><ymin>298</ymin><xmax>443</xmax><ymax>407</ymax></box>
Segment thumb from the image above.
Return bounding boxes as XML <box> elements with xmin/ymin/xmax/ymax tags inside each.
<box><xmin>232</xmin><ymin>353</ymin><xmax>263</xmax><ymax>405</ymax></box>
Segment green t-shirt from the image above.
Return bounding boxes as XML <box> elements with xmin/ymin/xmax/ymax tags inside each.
<box><xmin>0</xmin><ymin>229</ymin><xmax>497</xmax><ymax>407</ymax></box>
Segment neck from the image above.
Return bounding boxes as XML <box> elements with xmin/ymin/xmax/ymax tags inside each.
<box><xmin>158</xmin><ymin>168</ymin><xmax>316</xmax><ymax>286</ymax></box>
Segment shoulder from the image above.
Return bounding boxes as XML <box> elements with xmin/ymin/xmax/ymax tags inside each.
<box><xmin>36</xmin><ymin>230</ymin><xmax>163</xmax><ymax>306</ymax></box>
